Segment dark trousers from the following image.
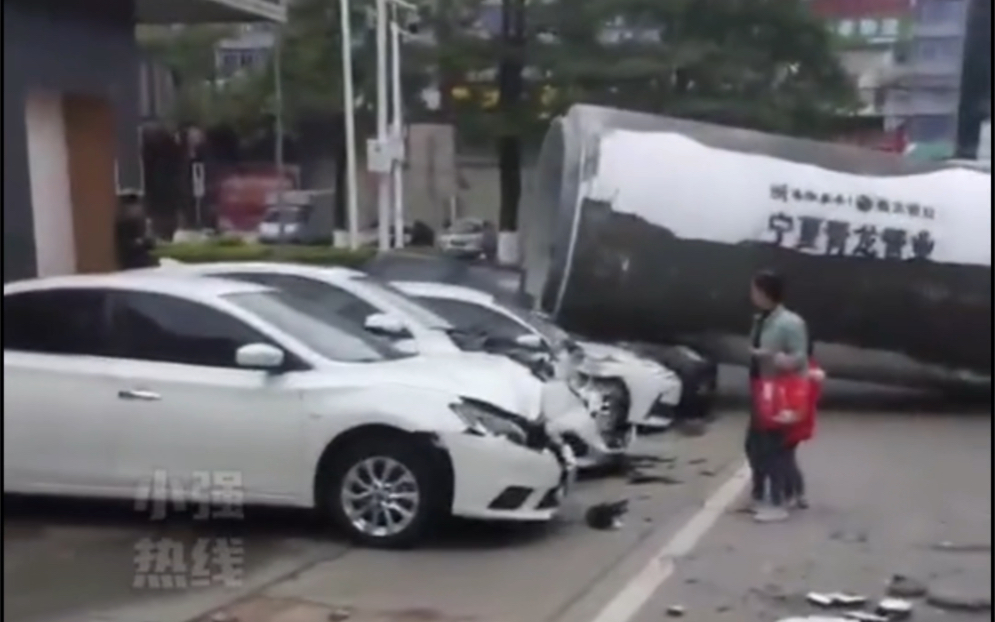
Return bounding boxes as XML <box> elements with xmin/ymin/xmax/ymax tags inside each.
<box><xmin>745</xmin><ymin>424</ymin><xmax>791</xmax><ymax>507</ymax></box>
<box><xmin>785</xmin><ymin>445</ymin><xmax>805</xmax><ymax>500</ymax></box>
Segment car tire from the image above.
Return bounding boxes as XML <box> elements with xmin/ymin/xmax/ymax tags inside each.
<box><xmin>324</xmin><ymin>435</ymin><xmax>445</xmax><ymax>549</ymax></box>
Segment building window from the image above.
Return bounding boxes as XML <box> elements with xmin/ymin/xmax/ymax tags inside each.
<box><xmin>881</xmin><ymin>18</ymin><xmax>900</xmax><ymax>37</ymax></box>
<box><xmin>859</xmin><ymin>18</ymin><xmax>879</xmax><ymax>37</ymax></box>
<box><xmin>838</xmin><ymin>19</ymin><xmax>856</xmax><ymax>37</ymax></box>
<box><xmin>914</xmin><ymin>37</ymin><xmax>962</xmax><ymax>62</ymax></box>
<box><xmin>917</xmin><ymin>0</ymin><xmax>967</xmax><ymax>25</ymax></box>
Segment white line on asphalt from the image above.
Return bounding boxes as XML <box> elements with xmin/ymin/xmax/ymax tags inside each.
<box><xmin>586</xmin><ymin>461</ymin><xmax>751</xmax><ymax>622</ymax></box>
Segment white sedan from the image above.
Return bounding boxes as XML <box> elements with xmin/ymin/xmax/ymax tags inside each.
<box><xmin>392</xmin><ymin>282</ymin><xmax>686</xmax><ymax>439</ymax></box>
<box><xmin>147</xmin><ymin>262</ymin><xmax>619</xmax><ymax>467</ymax></box>
<box><xmin>3</xmin><ymin>274</ymin><xmax>572</xmax><ymax>548</ymax></box>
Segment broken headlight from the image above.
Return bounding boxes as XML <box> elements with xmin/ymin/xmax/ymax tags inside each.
<box><xmin>450</xmin><ymin>400</ymin><xmax>528</xmax><ymax>445</ymax></box>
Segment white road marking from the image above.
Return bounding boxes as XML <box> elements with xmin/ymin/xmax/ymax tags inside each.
<box><xmin>586</xmin><ymin>462</ymin><xmax>751</xmax><ymax>622</ymax></box>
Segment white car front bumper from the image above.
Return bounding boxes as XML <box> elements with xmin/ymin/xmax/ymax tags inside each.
<box><xmin>441</xmin><ymin>431</ymin><xmax>573</xmax><ymax>522</ymax></box>
<box><xmin>581</xmin><ymin>356</ymin><xmax>683</xmax><ymax>426</ymax></box>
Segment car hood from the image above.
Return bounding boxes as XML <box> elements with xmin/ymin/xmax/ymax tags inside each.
<box><xmin>576</xmin><ymin>340</ymin><xmax>644</xmax><ymax>363</ymax></box>
<box><xmin>377</xmin><ymin>353</ymin><xmax>545</xmax><ymax>420</ymax></box>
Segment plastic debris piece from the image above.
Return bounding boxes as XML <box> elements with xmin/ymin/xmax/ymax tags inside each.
<box><xmin>807</xmin><ymin>593</ymin><xmax>838</xmax><ymax>607</ymax></box>
<box><xmin>876</xmin><ymin>598</ymin><xmax>913</xmax><ymax>620</ymax></box>
<box><xmin>829</xmin><ymin>593</ymin><xmax>868</xmax><ymax>606</ymax></box>
<box><xmin>843</xmin><ymin>612</ymin><xmax>888</xmax><ymax>622</ymax></box>
<box><xmin>665</xmin><ymin>604</ymin><xmax>686</xmax><ymax>617</ymax></box>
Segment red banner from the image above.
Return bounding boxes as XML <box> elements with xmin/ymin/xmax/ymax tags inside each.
<box><xmin>214</xmin><ymin>164</ymin><xmax>299</xmax><ymax>232</ymax></box>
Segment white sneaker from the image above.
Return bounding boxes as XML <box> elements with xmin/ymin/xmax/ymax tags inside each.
<box><xmin>735</xmin><ymin>499</ymin><xmax>764</xmax><ymax>514</ymax></box>
<box><xmin>753</xmin><ymin>506</ymin><xmax>790</xmax><ymax>523</ymax></box>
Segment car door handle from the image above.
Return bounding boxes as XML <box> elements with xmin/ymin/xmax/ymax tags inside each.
<box><xmin>117</xmin><ymin>389</ymin><xmax>161</xmax><ymax>401</ymax></box>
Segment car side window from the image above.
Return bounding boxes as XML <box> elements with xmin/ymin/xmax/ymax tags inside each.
<box><xmin>109</xmin><ymin>292</ymin><xmax>274</xmax><ymax>368</ymax></box>
<box><xmin>418</xmin><ymin>297</ymin><xmax>530</xmax><ymax>341</ymax></box>
<box><xmin>3</xmin><ymin>289</ymin><xmax>110</xmax><ymax>356</ymax></box>
<box><xmin>219</xmin><ymin>272</ymin><xmax>379</xmax><ymax>325</ymax></box>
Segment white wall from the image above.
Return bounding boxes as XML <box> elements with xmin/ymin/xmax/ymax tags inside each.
<box><xmin>25</xmin><ymin>90</ymin><xmax>77</xmax><ymax>277</ymax></box>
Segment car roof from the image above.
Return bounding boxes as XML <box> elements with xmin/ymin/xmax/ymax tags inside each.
<box><xmin>156</xmin><ymin>261</ymin><xmax>365</xmax><ymax>283</ymax></box>
<box><xmin>392</xmin><ymin>281</ymin><xmax>498</xmax><ymax>306</ymax></box>
<box><xmin>3</xmin><ymin>272</ymin><xmax>271</xmax><ymax>299</ymax></box>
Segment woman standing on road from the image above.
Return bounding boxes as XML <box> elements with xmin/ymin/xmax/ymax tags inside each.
<box><xmin>744</xmin><ymin>270</ymin><xmax>809</xmax><ymax>523</ymax></box>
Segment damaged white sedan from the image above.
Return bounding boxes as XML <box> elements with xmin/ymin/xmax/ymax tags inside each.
<box><xmin>148</xmin><ymin>262</ymin><xmax>622</xmax><ymax>468</ymax></box>
<box><xmin>3</xmin><ymin>274</ymin><xmax>573</xmax><ymax>548</ymax></box>
<box><xmin>393</xmin><ymin>281</ymin><xmax>686</xmax><ymax>462</ymax></box>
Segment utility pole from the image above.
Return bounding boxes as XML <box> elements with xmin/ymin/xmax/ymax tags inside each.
<box><xmin>497</xmin><ymin>0</ymin><xmax>526</xmax><ymax>264</ymax></box>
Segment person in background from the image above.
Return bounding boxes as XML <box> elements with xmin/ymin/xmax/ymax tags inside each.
<box><xmin>746</xmin><ymin>270</ymin><xmax>809</xmax><ymax>523</ymax></box>
<box><xmin>784</xmin><ymin>338</ymin><xmax>824</xmax><ymax>509</ymax></box>
<box><xmin>115</xmin><ymin>193</ymin><xmax>157</xmax><ymax>270</ymax></box>
<box><xmin>481</xmin><ymin>220</ymin><xmax>498</xmax><ymax>263</ymax></box>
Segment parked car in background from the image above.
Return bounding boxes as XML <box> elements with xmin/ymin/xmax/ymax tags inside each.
<box><xmin>393</xmin><ymin>281</ymin><xmax>699</xmax><ymax>442</ymax></box>
<box><xmin>437</xmin><ymin>218</ymin><xmax>487</xmax><ymax>258</ymax></box>
<box><xmin>147</xmin><ymin>262</ymin><xmax>622</xmax><ymax>467</ymax></box>
<box><xmin>3</xmin><ymin>274</ymin><xmax>573</xmax><ymax>548</ymax></box>
<box><xmin>257</xmin><ymin>204</ymin><xmax>314</xmax><ymax>244</ymax></box>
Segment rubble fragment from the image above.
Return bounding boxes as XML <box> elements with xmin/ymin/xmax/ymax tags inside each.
<box><xmin>885</xmin><ymin>574</ymin><xmax>927</xmax><ymax>598</ymax></box>
<box><xmin>841</xmin><ymin>612</ymin><xmax>888</xmax><ymax>622</ymax></box>
<box><xmin>875</xmin><ymin>598</ymin><xmax>913</xmax><ymax>619</ymax></box>
<box><xmin>665</xmin><ymin>604</ymin><xmax>686</xmax><ymax>617</ymax></box>
<box><xmin>807</xmin><ymin>593</ymin><xmax>836</xmax><ymax>607</ymax></box>
<box><xmin>627</xmin><ymin>471</ymin><xmax>682</xmax><ymax>485</ymax></box>
<box><xmin>328</xmin><ymin>607</ymin><xmax>353</xmax><ymax>621</ymax></box>
<box><xmin>584</xmin><ymin>500</ymin><xmax>629</xmax><ymax>530</ymax></box>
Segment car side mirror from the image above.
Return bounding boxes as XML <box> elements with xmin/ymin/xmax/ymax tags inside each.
<box><xmin>235</xmin><ymin>343</ymin><xmax>285</xmax><ymax>371</ymax></box>
<box><xmin>514</xmin><ymin>333</ymin><xmax>545</xmax><ymax>350</ymax></box>
<box><xmin>364</xmin><ymin>312</ymin><xmax>407</xmax><ymax>337</ymax></box>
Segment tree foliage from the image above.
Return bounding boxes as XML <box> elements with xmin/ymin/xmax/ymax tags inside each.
<box><xmin>528</xmin><ymin>0</ymin><xmax>859</xmax><ymax>138</ymax></box>
<box><xmin>143</xmin><ymin>0</ymin><xmax>857</xmax><ymax>141</ymax></box>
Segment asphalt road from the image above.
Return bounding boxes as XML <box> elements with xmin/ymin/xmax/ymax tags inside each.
<box><xmin>4</xmin><ymin>367</ymin><xmax>990</xmax><ymax>622</ymax></box>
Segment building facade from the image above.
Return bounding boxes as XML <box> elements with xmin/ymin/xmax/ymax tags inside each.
<box><xmin>892</xmin><ymin>0</ymin><xmax>971</xmax><ymax>158</ymax></box>
<box><xmin>3</xmin><ymin>0</ymin><xmax>284</xmax><ymax>283</ymax></box>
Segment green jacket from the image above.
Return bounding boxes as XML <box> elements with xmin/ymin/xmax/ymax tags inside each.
<box><xmin>750</xmin><ymin>305</ymin><xmax>809</xmax><ymax>378</ymax></box>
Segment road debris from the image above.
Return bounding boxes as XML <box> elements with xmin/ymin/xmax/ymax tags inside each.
<box><xmin>584</xmin><ymin>500</ymin><xmax>629</xmax><ymax>530</ymax></box>
<box><xmin>664</xmin><ymin>604</ymin><xmax>686</xmax><ymax>617</ymax></box>
<box><xmin>328</xmin><ymin>607</ymin><xmax>353</xmax><ymax>621</ymax></box>
<box><xmin>875</xmin><ymin>598</ymin><xmax>913</xmax><ymax>619</ymax></box>
<box><xmin>930</xmin><ymin>540</ymin><xmax>992</xmax><ymax>553</ymax></box>
<box><xmin>842</xmin><ymin>612</ymin><xmax>888</xmax><ymax>621</ymax></box>
<box><xmin>805</xmin><ymin>592</ymin><xmax>867</xmax><ymax>608</ymax></box>
<box><xmin>885</xmin><ymin>574</ymin><xmax>927</xmax><ymax>598</ymax></box>
<box><xmin>626</xmin><ymin>471</ymin><xmax>682</xmax><ymax>485</ymax></box>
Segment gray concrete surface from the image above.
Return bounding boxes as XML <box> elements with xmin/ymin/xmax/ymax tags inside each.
<box><xmin>633</xmin><ymin>412</ymin><xmax>992</xmax><ymax>622</ymax></box>
<box><xmin>3</xmin><ymin>418</ymin><xmax>745</xmax><ymax>622</ymax></box>
<box><xmin>4</xmin><ymin>367</ymin><xmax>990</xmax><ymax>622</ymax></box>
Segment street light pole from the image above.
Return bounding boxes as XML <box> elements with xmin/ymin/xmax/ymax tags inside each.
<box><xmin>390</xmin><ymin>15</ymin><xmax>405</xmax><ymax>248</ymax></box>
<box><xmin>375</xmin><ymin>0</ymin><xmax>391</xmax><ymax>252</ymax></box>
<box><xmin>497</xmin><ymin>0</ymin><xmax>526</xmax><ymax>264</ymax></box>
<box><xmin>339</xmin><ymin>0</ymin><xmax>361</xmax><ymax>249</ymax></box>
<box><xmin>273</xmin><ymin>25</ymin><xmax>288</xmax><ymax>246</ymax></box>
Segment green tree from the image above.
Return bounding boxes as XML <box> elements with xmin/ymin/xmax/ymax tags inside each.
<box><xmin>528</xmin><ymin>0</ymin><xmax>858</xmax><ymax>138</ymax></box>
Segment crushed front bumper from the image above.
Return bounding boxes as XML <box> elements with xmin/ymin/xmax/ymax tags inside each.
<box><xmin>440</xmin><ymin>429</ymin><xmax>575</xmax><ymax>522</ymax></box>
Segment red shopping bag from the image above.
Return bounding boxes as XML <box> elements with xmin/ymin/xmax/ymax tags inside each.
<box><xmin>787</xmin><ymin>360</ymin><xmax>824</xmax><ymax>444</ymax></box>
<box><xmin>751</xmin><ymin>374</ymin><xmax>812</xmax><ymax>430</ymax></box>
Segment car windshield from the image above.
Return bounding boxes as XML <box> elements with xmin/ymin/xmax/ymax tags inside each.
<box><xmin>352</xmin><ymin>276</ymin><xmax>453</xmax><ymax>330</ymax></box>
<box><xmin>262</xmin><ymin>206</ymin><xmax>306</xmax><ymax>223</ymax></box>
<box><xmin>225</xmin><ymin>290</ymin><xmax>409</xmax><ymax>363</ymax></box>
<box><xmin>450</xmin><ymin>219</ymin><xmax>482</xmax><ymax>234</ymax></box>
<box><xmin>505</xmin><ymin>305</ymin><xmax>570</xmax><ymax>347</ymax></box>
